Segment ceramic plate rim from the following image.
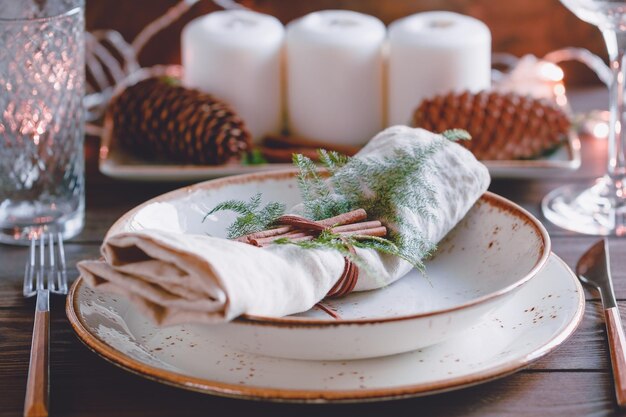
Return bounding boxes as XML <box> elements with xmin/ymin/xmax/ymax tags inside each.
<box><xmin>65</xmin><ymin>254</ymin><xmax>585</xmax><ymax>402</ymax></box>
<box><xmin>104</xmin><ymin>169</ymin><xmax>551</xmax><ymax>327</ymax></box>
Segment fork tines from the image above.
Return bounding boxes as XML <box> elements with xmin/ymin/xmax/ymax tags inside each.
<box><xmin>23</xmin><ymin>232</ymin><xmax>68</xmax><ymax>297</ymax></box>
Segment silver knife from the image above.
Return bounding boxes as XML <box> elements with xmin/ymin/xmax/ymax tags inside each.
<box><xmin>577</xmin><ymin>239</ymin><xmax>626</xmax><ymax>407</ymax></box>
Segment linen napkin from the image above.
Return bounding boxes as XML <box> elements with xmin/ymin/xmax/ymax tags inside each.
<box><xmin>78</xmin><ymin>126</ymin><xmax>490</xmax><ymax>325</ymax></box>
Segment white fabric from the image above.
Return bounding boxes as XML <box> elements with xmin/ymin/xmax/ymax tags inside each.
<box><xmin>78</xmin><ymin>126</ymin><xmax>490</xmax><ymax>325</ymax></box>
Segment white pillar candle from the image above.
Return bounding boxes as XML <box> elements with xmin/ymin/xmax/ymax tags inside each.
<box><xmin>388</xmin><ymin>11</ymin><xmax>491</xmax><ymax>126</ymax></box>
<box><xmin>182</xmin><ymin>10</ymin><xmax>284</xmax><ymax>142</ymax></box>
<box><xmin>286</xmin><ymin>10</ymin><xmax>385</xmax><ymax>146</ymax></box>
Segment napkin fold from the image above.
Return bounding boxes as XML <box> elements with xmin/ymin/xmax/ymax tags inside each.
<box><xmin>78</xmin><ymin>126</ymin><xmax>490</xmax><ymax>325</ymax></box>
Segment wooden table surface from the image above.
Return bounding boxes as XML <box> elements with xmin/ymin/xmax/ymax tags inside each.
<box><xmin>1</xmin><ymin>89</ymin><xmax>624</xmax><ymax>417</ymax></box>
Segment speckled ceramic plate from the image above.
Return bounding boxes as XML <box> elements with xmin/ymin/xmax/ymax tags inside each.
<box><xmin>94</xmin><ymin>171</ymin><xmax>550</xmax><ymax>360</ymax></box>
<box><xmin>66</xmin><ymin>254</ymin><xmax>583</xmax><ymax>402</ymax></box>
<box><xmin>99</xmin><ymin>133</ymin><xmax>581</xmax><ymax>182</ymax></box>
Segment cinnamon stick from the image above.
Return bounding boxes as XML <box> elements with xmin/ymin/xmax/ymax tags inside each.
<box><xmin>331</xmin><ymin>220</ymin><xmax>382</xmax><ymax>233</ymax></box>
<box><xmin>235</xmin><ymin>225</ymin><xmax>293</xmax><ymax>242</ymax></box>
<box><xmin>238</xmin><ymin>209</ymin><xmax>367</xmax><ymax>243</ymax></box>
<box><xmin>250</xmin><ymin>223</ymin><xmax>388</xmax><ymax>246</ymax></box>
<box><xmin>338</xmin><ymin>226</ymin><xmax>387</xmax><ymax>238</ymax></box>
<box><xmin>316</xmin><ymin>209</ymin><xmax>367</xmax><ymax>227</ymax></box>
<box><xmin>259</xmin><ymin>146</ymin><xmax>320</xmax><ymax>163</ymax></box>
<box><xmin>263</xmin><ymin>135</ymin><xmax>361</xmax><ymax>157</ymax></box>
<box><xmin>238</xmin><ymin>208</ymin><xmax>384</xmax><ymax>247</ymax></box>
<box><xmin>251</xmin><ymin>231</ymin><xmax>310</xmax><ymax>247</ymax></box>
<box><xmin>273</xmin><ymin>215</ymin><xmax>326</xmax><ymax>232</ymax></box>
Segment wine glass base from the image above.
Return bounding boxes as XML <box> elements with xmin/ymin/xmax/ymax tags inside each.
<box><xmin>542</xmin><ymin>178</ymin><xmax>626</xmax><ymax>236</ymax></box>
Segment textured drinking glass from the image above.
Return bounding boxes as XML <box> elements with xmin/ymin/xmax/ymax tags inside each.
<box><xmin>0</xmin><ymin>0</ymin><xmax>85</xmax><ymax>244</ymax></box>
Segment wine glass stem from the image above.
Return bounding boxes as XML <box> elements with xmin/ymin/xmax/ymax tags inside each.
<box><xmin>602</xmin><ymin>29</ymin><xmax>626</xmax><ymax>184</ymax></box>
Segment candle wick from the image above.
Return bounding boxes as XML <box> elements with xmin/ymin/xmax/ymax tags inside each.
<box><xmin>226</xmin><ymin>18</ymin><xmax>257</xmax><ymax>29</ymax></box>
<box><xmin>328</xmin><ymin>18</ymin><xmax>359</xmax><ymax>28</ymax></box>
<box><xmin>428</xmin><ymin>20</ymin><xmax>455</xmax><ymax>29</ymax></box>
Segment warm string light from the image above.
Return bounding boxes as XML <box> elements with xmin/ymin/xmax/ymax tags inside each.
<box><xmin>492</xmin><ymin>54</ymin><xmax>567</xmax><ymax>110</ymax></box>
<box><xmin>543</xmin><ymin>48</ymin><xmax>612</xmax><ymax>139</ymax></box>
<box><xmin>594</xmin><ymin>116</ymin><xmax>610</xmax><ymax>138</ymax></box>
<box><xmin>571</xmin><ymin>110</ymin><xmax>610</xmax><ymax>140</ymax></box>
<box><xmin>494</xmin><ymin>49</ymin><xmax>615</xmax><ymax>140</ymax></box>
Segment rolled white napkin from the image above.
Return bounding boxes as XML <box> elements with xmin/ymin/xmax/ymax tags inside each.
<box><xmin>78</xmin><ymin>127</ymin><xmax>490</xmax><ymax>325</ymax></box>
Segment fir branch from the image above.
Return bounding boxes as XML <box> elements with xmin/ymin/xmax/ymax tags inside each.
<box><xmin>204</xmin><ymin>193</ymin><xmax>285</xmax><ymax>239</ymax></box>
<box><xmin>274</xmin><ymin>229</ymin><xmax>421</xmax><ymax>275</ymax></box>
<box><xmin>241</xmin><ymin>148</ymin><xmax>268</xmax><ymax>166</ymax></box>
<box><xmin>207</xmin><ymin>134</ymin><xmax>449</xmax><ymax>273</ymax></box>
<box><xmin>442</xmin><ymin>129</ymin><xmax>471</xmax><ymax>142</ymax></box>
<box><xmin>317</xmin><ymin>149</ymin><xmax>350</xmax><ymax>174</ymax></box>
<box><xmin>322</xmin><ymin>141</ymin><xmax>443</xmax><ymax>269</ymax></box>
<box><xmin>293</xmin><ymin>153</ymin><xmax>347</xmax><ymax>220</ymax></box>
<box><xmin>273</xmin><ymin>230</ymin><xmax>373</xmax><ymax>274</ymax></box>
<box><xmin>204</xmin><ymin>193</ymin><xmax>261</xmax><ymax>219</ymax></box>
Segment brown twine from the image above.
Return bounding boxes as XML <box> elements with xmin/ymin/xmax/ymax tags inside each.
<box><xmin>271</xmin><ymin>215</ymin><xmax>359</xmax><ymax>299</ymax></box>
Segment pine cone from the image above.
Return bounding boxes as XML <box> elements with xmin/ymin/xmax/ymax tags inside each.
<box><xmin>412</xmin><ymin>91</ymin><xmax>571</xmax><ymax>160</ymax></box>
<box><xmin>108</xmin><ymin>77</ymin><xmax>251</xmax><ymax>165</ymax></box>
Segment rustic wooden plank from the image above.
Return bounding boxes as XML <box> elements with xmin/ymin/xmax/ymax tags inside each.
<box><xmin>0</xmin><ymin>349</ymin><xmax>619</xmax><ymax>417</ymax></box>
<box><xmin>38</xmin><ymin>372</ymin><xmax>626</xmax><ymax>417</ymax></box>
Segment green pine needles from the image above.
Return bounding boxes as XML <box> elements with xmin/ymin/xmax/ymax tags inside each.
<box><xmin>294</xmin><ymin>150</ymin><xmax>353</xmax><ymax>221</ymax></box>
<box><xmin>442</xmin><ymin>128</ymin><xmax>472</xmax><ymax>142</ymax></box>
<box><xmin>295</xmin><ymin>143</ymin><xmax>443</xmax><ymax>271</ymax></box>
<box><xmin>203</xmin><ymin>193</ymin><xmax>285</xmax><ymax>239</ymax></box>
<box><xmin>206</xmin><ymin>129</ymin><xmax>470</xmax><ymax>272</ymax></box>
<box><xmin>273</xmin><ymin>230</ymin><xmax>404</xmax><ymax>275</ymax></box>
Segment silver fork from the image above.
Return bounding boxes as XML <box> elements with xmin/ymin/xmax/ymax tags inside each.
<box><xmin>22</xmin><ymin>232</ymin><xmax>68</xmax><ymax>417</ymax></box>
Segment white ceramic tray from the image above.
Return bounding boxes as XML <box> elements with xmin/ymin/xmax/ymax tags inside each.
<box><xmin>99</xmin><ymin>133</ymin><xmax>581</xmax><ymax>182</ymax></box>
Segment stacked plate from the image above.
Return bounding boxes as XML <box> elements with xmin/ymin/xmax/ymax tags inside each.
<box><xmin>67</xmin><ymin>170</ymin><xmax>584</xmax><ymax>402</ymax></box>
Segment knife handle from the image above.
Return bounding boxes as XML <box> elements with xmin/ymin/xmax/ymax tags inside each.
<box><xmin>605</xmin><ymin>307</ymin><xmax>626</xmax><ymax>407</ymax></box>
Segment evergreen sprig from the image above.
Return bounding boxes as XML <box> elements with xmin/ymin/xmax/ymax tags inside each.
<box><xmin>442</xmin><ymin>128</ymin><xmax>471</xmax><ymax>142</ymax></box>
<box><xmin>241</xmin><ymin>148</ymin><xmax>268</xmax><ymax>166</ymax></box>
<box><xmin>207</xmin><ymin>130</ymin><xmax>462</xmax><ymax>272</ymax></box>
<box><xmin>274</xmin><ymin>231</ymin><xmax>386</xmax><ymax>274</ymax></box>
<box><xmin>293</xmin><ymin>152</ymin><xmax>351</xmax><ymax>220</ymax></box>
<box><xmin>287</xmin><ymin>141</ymin><xmax>444</xmax><ymax>271</ymax></box>
<box><xmin>203</xmin><ymin>193</ymin><xmax>285</xmax><ymax>239</ymax></box>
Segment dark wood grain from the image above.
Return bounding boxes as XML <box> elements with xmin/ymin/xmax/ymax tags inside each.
<box><xmin>0</xmin><ymin>298</ymin><xmax>623</xmax><ymax>416</ymax></box>
<box><xmin>0</xmin><ymin>88</ymin><xmax>623</xmax><ymax>416</ymax></box>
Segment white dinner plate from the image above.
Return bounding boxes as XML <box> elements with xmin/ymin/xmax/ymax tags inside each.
<box><xmin>100</xmin><ymin>170</ymin><xmax>549</xmax><ymax>360</ymax></box>
<box><xmin>98</xmin><ymin>133</ymin><xmax>581</xmax><ymax>182</ymax></box>
<box><xmin>66</xmin><ymin>254</ymin><xmax>584</xmax><ymax>402</ymax></box>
